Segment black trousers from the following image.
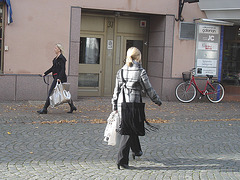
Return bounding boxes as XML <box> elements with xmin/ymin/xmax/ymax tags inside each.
<box><xmin>117</xmin><ymin>134</ymin><xmax>142</xmax><ymax>165</ymax></box>
<box><xmin>48</xmin><ymin>78</ymin><xmax>58</xmax><ymax>96</ymax></box>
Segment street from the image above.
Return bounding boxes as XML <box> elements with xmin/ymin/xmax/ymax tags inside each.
<box><xmin>0</xmin><ymin>97</ymin><xmax>240</xmax><ymax>180</ymax></box>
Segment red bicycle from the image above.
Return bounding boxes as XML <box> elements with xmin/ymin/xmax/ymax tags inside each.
<box><xmin>175</xmin><ymin>68</ymin><xmax>224</xmax><ymax>103</ymax></box>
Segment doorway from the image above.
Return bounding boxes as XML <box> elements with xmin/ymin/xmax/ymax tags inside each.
<box><xmin>222</xmin><ymin>25</ymin><xmax>240</xmax><ymax>100</ymax></box>
<box><xmin>79</xmin><ymin>11</ymin><xmax>149</xmax><ymax>96</ymax></box>
<box><xmin>78</xmin><ymin>35</ymin><xmax>103</xmax><ymax>96</ymax></box>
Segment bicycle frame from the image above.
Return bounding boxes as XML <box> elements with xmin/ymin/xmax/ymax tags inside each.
<box><xmin>186</xmin><ymin>75</ymin><xmax>217</xmax><ymax>96</ymax></box>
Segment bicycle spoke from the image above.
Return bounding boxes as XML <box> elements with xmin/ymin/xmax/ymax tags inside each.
<box><xmin>206</xmin><ymin>83</ymin><xmax>224</xmax><ymax>103</ymax></box>
<box><xmin>175</xmin><ymin>82</ymin><xmax>196</xmax><ymax>103</ymax></box>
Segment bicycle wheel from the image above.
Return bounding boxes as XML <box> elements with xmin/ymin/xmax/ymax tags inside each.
<box><xmin>175</xmin><ymin>82</ymin><xmax>196</xmax><ymax>103</ymax></box>
<box><xmin>206</xmin><ymin>83</ymin><xmax>224</xmax><ymax>103</ymax></box>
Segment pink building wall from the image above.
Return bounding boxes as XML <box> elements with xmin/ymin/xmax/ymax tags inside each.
<box><xmin>172</xmin><ymin>3</ymin><xmax>206</xmax><ymax>78</ymax></box>
<box><xmin>1</xmin><ymin>0</ymin><xmax>206</xmax><ymax>100</ymax></box>
<box><xmin>4</xmin><ymin>0</ymin><xmax>205</xmax><ymax>75</ymax></box>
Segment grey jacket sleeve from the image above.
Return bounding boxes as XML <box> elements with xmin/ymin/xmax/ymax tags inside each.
<box><xmin>140</xmin><ymin>69</ymin><xmax>162</xmax><ymax>106</ymax></box>
<box><xmin>112</xmin><ymin>72</ymin><xmax>121</xmax><ymax>111</ymax></box>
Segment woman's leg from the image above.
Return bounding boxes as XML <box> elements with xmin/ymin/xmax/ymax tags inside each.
<box><xmin>130</xmin><ymin>135</ymin><xmax>142</xmax><ymax>152</ymax></box>
<box><xmin>117</xmin><ymin>135</ymin><xmax>131</xmax><ymax>166</ymax></box>
<box><xmin>67</xmin><ymin>99</ymin><xmax>77</xmax><ymax>113</ymax></box>
<box><xmin>130</xmin><ymin>135</ymin><xmax>143</xmax><ymax>159</ymax></box>
<box><xmin>48</xmin><ymin>79</ymin><xmax>57</xmax><ymax>97</ymax></box>
<box><xmin>37</xmin><ymin>79</ymin><xmax>57</xmax><ymax>114</ymax></box>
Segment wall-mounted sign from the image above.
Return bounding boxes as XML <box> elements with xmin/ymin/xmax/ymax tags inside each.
<box><xmin>197</xmin><ymin>59</ymin><xmax>217</xmax><ymax>67</ymax></box>
<box><xmin>198</xmin><ymin>42</ymin><xmax>218</xmax><ymax>51</ymax></box>
<box><xmin>195</xmin><ymin>24</ymin><xmax>221</xmax><ymax>77</ymax></box>
<box><xmin>107</xmin><ymin>40</ymin><xmax>113</xmax><ymax>50</ymax></box>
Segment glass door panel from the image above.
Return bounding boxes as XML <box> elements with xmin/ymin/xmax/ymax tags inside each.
<box><xmin>78</xmin><ymin>73</ymin><xmax>99</xmax><ymax>87</ymax></box>
<box><xmin>78</xmin><ymin>35</ymin><xmax>103</xmax><ymax>96</ymax></box>
<box><xmin>79</xmin><ymin>37</ymin><xmax>100</xmax><ymax>64</ymax></box>
<box><xmin>124</xmin><ymin>37</ymin><xmax>147</xmax><ymax>69</ymax></box>
<box><xmin>126</xmin><ymin>40</ymin><xmax>143</xmax><ymax>54</ymax></box>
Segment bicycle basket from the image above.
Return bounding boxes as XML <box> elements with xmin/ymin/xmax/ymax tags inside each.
<box><xmin>182</xmin><ymin>72</ymin><xmax>191</xmax><ymax>82</ymax></box>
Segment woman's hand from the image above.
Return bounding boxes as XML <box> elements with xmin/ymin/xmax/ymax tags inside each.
<box><xmin>57</xmin><ymin>79</ymin><xmax>61</xmax><ymax>82</ymax></box>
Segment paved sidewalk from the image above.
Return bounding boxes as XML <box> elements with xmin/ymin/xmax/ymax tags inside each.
<box><xmin>0</xmin><ymin>97</ymin><xmax>240</xmax><ymax>179</ymax></box>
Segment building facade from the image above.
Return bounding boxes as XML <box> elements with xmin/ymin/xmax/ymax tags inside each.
<box><xmin>0</xmin><ymin>0</ymin><xmax>239</xmax><ymax>101</ymax></box>
<box><xmin>198</xmin><ymin>0</ymin><xmax>240</xmax><ymax>101</ymax></box>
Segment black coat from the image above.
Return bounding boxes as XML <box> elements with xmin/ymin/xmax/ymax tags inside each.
<box><xmin>44</xmin><ymin>54</ymin><xmax>67</xmax><ymax>82</ymax></box>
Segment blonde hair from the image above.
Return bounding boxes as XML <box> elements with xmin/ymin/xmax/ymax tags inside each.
<box><xmin>56</xmin><ymin>43</ymin><xmax>64</xmax><ymax>54</ymax></box>
<box><xmin>126</xmin><ymin>47</ymin><xmax>142</xmax><ymax>67</ymax></box>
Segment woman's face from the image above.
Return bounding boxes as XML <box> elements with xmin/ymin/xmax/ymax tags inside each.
<box><xmin>54</xmin><ymin>46</ymin><xmax>61</xmax><ymax>54</ymax></box>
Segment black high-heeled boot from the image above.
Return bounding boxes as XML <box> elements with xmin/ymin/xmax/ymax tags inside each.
<box><xmin>117</xmin><ymin>164</ymin><xmax>130</xmax><ymax>170</ymax></box>
<box><xmin>132</xmin><ymin>151</ymin><xmax>143</xmax><ymax>160</ymax></box>
<box><xmin>67</xmin><ymin>99</ymin><xmax>77</xmax><ymax>113</ymax></box>
<box><xmin>37</xmin><ymin>98</ymin><xmax>49</xmax><ymax>114</ymax></box>
<box><xmin>37</xmin><ymin>108</ymin><xmax>47</xmax><ymax>114</ymax></box>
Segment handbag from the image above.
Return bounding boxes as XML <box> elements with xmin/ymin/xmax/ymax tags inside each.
<box><xmin>119</xmin><ymin>69</ymin><xmax>158</xmax><ymax>136</ymax></box>
<box><xmin>49</xmin><ymin>82</ymin><xmax>71</xmax><ymax>107</ymax></box>
<box><xmin>104</xmin><ymin>111</ymin><xmax>121</xmax><ymax>146</ymax></box>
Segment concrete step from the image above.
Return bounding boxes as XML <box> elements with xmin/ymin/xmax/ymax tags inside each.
<box><xmin>224</xmin><ymin>85</ymin><xmax>240</xmax><ymax>94</ymax></box>
<box><xmin>224</xmin><ymin>94</ymin><xmax>240</xmax><ymax>102</ymax></box>
<box><xmin>222</xmin><ymin>85</ymin><xmax>240</xmax><ymax>102</ymax></box>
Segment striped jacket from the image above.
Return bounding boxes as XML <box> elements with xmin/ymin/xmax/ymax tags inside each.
<box><xmin>112</xmin><ymin>61</ymin><xmax>162</xmax><ymax>111</ymax></box>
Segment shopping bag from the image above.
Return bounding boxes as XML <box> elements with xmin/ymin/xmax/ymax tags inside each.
<box><xmin>49</xmin><ymin>82</ymin><xmax>71</xmax><ymax>107</ymax></box>
<box><xmin>62</xmin><ymin>83</ymin><xmax>70</xmax><ymax>91</ymax></box>
<box><xmin>104</xmin><ymin>111</ymin><xmax>121</xmax><ymax>146</ymax></box>
<box><xmin>120</xmin><ymin>101</ymin><xmax>146</xmax><ymax>136</ymax></box>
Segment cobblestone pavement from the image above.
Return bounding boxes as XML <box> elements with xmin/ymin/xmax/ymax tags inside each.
<box><xmin>0</xmin><ymin>97</ymin><xmax>240</xmax><ymax>179</ymax></box>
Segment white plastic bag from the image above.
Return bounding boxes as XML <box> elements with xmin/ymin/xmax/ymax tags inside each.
<box><xmin>49</xmin><ymin>82</ymin><xmax>71</xmax><ymax>107</ymax></box>
<box><xmin>104</xmin><ymin>111</ymin><xmax>121</xmax><ymax>146</ymax></box>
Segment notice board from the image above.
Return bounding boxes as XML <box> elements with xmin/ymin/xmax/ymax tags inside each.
<box><xmin>195</xmin><ymin>24</ymin><xmax>221</xmax><ymax>77</ymax></box>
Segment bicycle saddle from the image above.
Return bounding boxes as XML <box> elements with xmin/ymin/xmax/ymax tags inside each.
<box><xmin>206</xmin><ymin>75</ymin><xmax>213</xmax><ymax>79</ymax></box>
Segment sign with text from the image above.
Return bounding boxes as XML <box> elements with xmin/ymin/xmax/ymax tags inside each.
<box><xmin>195</xmin><ymin>24</ymin><xmax>221</xmax><ymax>77</ymax></box>
<box><xmin>197</xmin><ymin>59</ymin><xmax>217</xmax><ymax>67</ymax></box>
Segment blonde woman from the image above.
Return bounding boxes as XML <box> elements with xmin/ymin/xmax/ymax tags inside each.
<box><xmin>37</xmin><ymin>44</ymin><xmax>77</xmax><ymax>114</ymax></box>
<box><xmin>112</xmin><ymin>47</ymin><xmax>162</xmax><ymax>169</ymax></box>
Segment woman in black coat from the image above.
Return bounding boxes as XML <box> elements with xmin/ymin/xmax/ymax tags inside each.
<box><xmin>37</xmin><ymin>44</ymin><xmax>77</xmax><ymax>114</ymax></box>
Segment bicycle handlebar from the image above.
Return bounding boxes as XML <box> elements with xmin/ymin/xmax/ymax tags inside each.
<box><xmin>190</xmin><ymin>68</ymin><xmax>196</xmax><ymax>75</ymax></box>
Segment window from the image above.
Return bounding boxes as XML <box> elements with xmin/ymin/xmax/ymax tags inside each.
<box><xmin>179</xmin><ymin>22</ymin><xmax>196</xmax><ymax>40</ymax></box>
<box><xmin>126</xmin><ymin>40</ymin><xmax>143</xmax><ymax>54</ymax></box>
<box><xmin>222</xmin><ymin>26</ymin><xmax>240</xmax><ymax>86</ymax></box>
<box><xmin>79</xmin><ymin>37</ymin><xmax>101</xmax><ymax>64</ymax></box>
<box><xmin>238</xmin><ymin>27</ymin><xmax>240</xmax><ymax>40</ymax></box>
<box><xmin>0</xmin><ymin>3</ymin><xmax>4</xmax><ymax>73</ymax></box>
